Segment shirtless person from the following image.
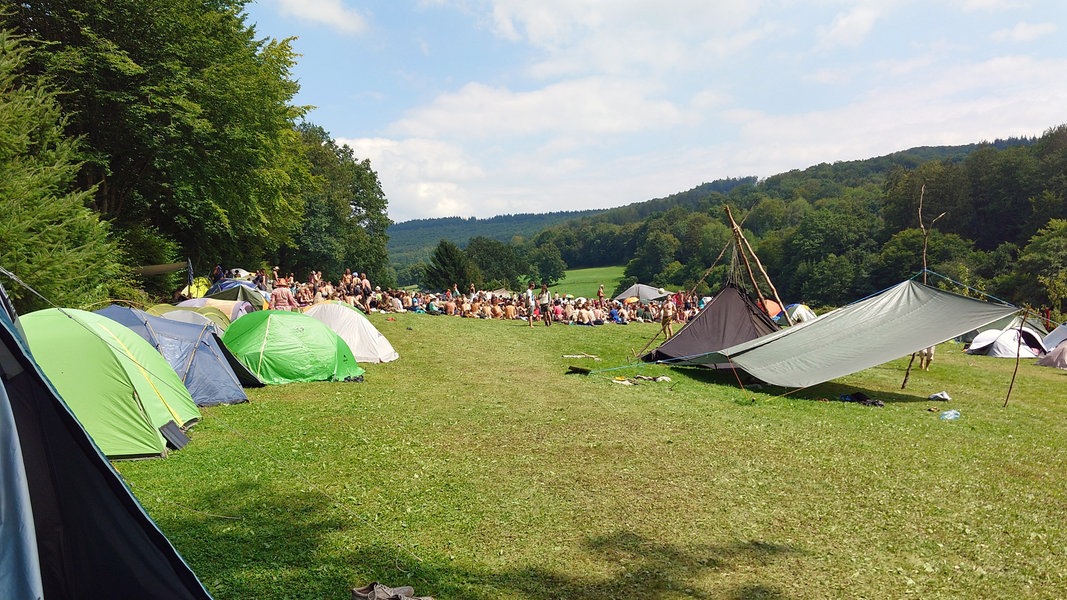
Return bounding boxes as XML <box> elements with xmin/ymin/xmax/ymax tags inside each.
<box><xmin>660</xmin><ymin>299</ymin><xmax>677</xmax><ymax>339</ymax></box>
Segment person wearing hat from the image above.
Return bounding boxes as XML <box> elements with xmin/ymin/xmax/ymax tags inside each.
<box><xmin>270</xmin><ymin>278</ymin><xmax>298</xmax><ymax>311</ymax></box>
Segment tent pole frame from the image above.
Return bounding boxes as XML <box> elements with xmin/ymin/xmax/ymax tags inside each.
<box><xmin>725</xmin><ymin>205</ymin><xmax>792</xmax><ymax>326</ymax></box>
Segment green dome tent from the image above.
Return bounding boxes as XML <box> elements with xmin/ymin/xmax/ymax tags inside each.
<box><xmin>222</xmin><ymin>310</ymin><xmax>365</xmax><ymax>385</ymax></box>
<box><xmin>20</xmin><ymin>309</ymin><xmax>201</xmax><ymax>459</ymax></box>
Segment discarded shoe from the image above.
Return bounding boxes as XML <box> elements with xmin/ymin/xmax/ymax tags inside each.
<box><xmin>352</xmin><ymin>582</ymin><xmax>415</xmax><ymax>600</ymax></box>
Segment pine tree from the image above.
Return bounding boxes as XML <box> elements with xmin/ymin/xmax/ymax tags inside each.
<box><xmin>0</xmin><ymin>30</ymin><xmax>129</xmax><ymax>311</ymax></box>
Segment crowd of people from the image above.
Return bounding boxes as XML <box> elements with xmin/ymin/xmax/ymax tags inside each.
<box><xmin>217</xmin><ymin>266</ymin><xmax>701</xmax><ymax>335</ymax></box>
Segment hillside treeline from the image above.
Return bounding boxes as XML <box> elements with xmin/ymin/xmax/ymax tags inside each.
<box><xmin>1</xmin><ymin>3</ymin><xmax>391</xmax><ymax>311</ymax></box>
<box><xmin>523</xmin><ymin>129</ymin><xmax>1066</xmax><ymax>314</ymax></box>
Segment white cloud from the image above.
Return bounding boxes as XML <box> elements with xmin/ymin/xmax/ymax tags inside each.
<box><xmin>276</xmin><ymin>0</ymin><xmax>367</xmax><ymax>35</ymax></box>
<box><xmin>389</xmin><ymin>78</ymin><xmax>690</xmax><ymax>139</ymax></box>
<box><xmin>337</xmin><ymin>137</ymin><xmax>485</xmax><ymax>222</ymax></box>
<box><xmin>991</xmin><ymin>21</ymin><xmax>1057</xmax><ymax>43</ymax></box>
<box><xmin>819</xmin><ymin>5</ymin><xmax>882</xmax><ymax>48</ymax></box>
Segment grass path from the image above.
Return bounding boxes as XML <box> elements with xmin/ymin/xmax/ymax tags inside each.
<box><xmin>118</xmin><ymin>312</ymin><xmax>1067</xmax><ymax>599</ymax></box>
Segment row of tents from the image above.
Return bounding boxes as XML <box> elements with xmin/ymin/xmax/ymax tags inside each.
<box><xmin>17</xmin><ymin>299</ymin><xmax>399</xmax><ymax>459</ymax></box>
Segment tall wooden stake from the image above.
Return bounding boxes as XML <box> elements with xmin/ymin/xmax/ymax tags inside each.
<box><xmin>902</xmin><ymin>184</ymin><xmax>946</xmax><ymax>389</ymax></box>
<box><xmin>725</xmin><ymin>206</ymin><xmax>792</xmax><ymax>325</ymax></box>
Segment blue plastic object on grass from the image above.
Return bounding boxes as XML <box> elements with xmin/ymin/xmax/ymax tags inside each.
<box><xmin>940</xmin><ymin>409</ymin><xmax>961</xmax><ymax>420</ymax></box>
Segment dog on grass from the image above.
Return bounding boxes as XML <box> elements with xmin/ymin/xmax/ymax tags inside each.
<box><xmin>918</xmin><ymin>345</ymin><xmax>935</xmax><ymax>371</ymax></box>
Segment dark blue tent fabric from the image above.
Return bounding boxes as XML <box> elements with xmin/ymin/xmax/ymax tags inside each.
<box><xmin>96</xmin><ymin>305</ymin><xmax>248</xmax><ymax>406</ymax></box>
<box><xmin>205</xmin><ymin>278</ymin><xmax>257</xmax><ymax>297</ymax></box>
<box><xmin>0</xmin><ymin>284</ymin><xmax>213</xmax><ymax>599</ymax></box>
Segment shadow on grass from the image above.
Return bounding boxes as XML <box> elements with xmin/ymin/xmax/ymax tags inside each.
<box><xmin>477</xmin><ymin>531</ymin><xmax>798</xmax><ymax>600</ymax></box>
<box><xmin>662</xmin><ymin>362</ymin><xmax>939</xmax><ymax>404</ymax></box>
<box><xmin>160</xmin><ymin>481</ymin><xmax>798</xmax><ymax>599</ymax></box>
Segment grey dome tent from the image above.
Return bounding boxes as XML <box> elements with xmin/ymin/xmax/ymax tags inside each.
<box><xmin>0</xmin><ymin>283</ymin><xmax>212</xmax><ymax>599</ymax></box>
<box><xmin>613</xmin><ymin>283</ymin><xmax>672</xmax><ymax>303</ymax></box>
<box><xmin>95</xmin><ymin>305</ymin><xmax>257</xmax><ymax>406</ymax></box>
<box><xmin>642</xmin><ymin>282</ymin><xmax>778</xmax><ymax>367</ymax></box>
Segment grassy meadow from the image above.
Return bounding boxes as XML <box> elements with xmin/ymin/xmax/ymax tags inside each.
<box><xmin>550</xmin><ymin>266</ymin><xmax>627</xmax><ymax>299</ymax></box>
<box><xmin>116</xmin><ymin>312</ymin><xmax>1067</xmax><ymax>599</ymax></box>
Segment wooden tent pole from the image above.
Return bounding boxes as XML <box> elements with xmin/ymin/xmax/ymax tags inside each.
<box><xmin>725</xmin><ymin>206</ymin><xmax>765</xmax><ymax>307</ymax></box>
<box><xmin>725</xmin><ymin>206</ymin><xmax>793</xmax><ymax>326</ymax></box>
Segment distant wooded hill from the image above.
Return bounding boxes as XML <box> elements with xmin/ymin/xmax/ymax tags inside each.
<box><xmin>388</xmin><ymin>211</ymin><xmax>604</xmax><ymax>266</ymax></box>
<box><xmin>387</xmin><ymin>139</ymin><xmax>1032</xmax><ymax>268</ymax></box>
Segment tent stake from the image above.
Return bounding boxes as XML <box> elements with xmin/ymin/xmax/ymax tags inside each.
<box><xmin>901</xmin><ymin>353</ymin><xmax>917</xmax><ymax>389</ymax></box>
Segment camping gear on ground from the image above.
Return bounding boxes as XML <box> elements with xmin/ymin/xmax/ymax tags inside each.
<box><xmin>20</xmin><ymin>308</ymin><xmax>201</xmax><ymax>459</ymax></box>
<box><xmin>642</xmin><ymin>281</ymin><xmax>778</xmax><ymax>367</ymax></box>
<box><xmin>613</xmin><ymin>283</ymin><xmax>671</xmax><ymax>303</ymax></box>
<box><xmin>95</xmin><ymin>305</ymin><xmax>251</xmax><ymax>406</ymax></box>
<box><xmin>667</xmin><ymin>280</ymin><xmax>1018</xmax><ymax>389</ymax></box>
<box><xmin>222</xmin><ymin>310</ymin><xmax>365</xmax><ymax>385</ymax></box>
<box><xmin>1036</xmin><ymin>343</ymin><xmax>1067</xmax><ymax>369</ymax></box>
<box><xmin>966</xmin><ymin>324</ymin><xmax>1047</xmax><ymax>358</ymax></box>
<box><xmin>303</xmin><ymin>301</ymin><xmax>399</xmax><ymax>363</ymax></box>
<box><xmin>0</xmin><ymin>285</ymin><xmax>212</xmax><ymax>599</ymax></box>
<box><xmin>148</xmin><ymin>303</ymin><xmax>231</xmax><ymax>332</ymax></box>
<box><xmin>179</xmin><ymin>297</ymin><xmax>254</xmax><ymax>321</ymax></box>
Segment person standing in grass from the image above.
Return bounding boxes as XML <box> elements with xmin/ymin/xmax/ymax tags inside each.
<box><xmin>597</xmin><ymin>284</ymin><xmax>605</xmax><ymax>308</ymax></box>
<box><xmin>660</xmin><ymin>298</ymin><xmax>676</xmax><ymax>338</ymax></box>
<box><xmin>538</xmin><ymin>282</ymin><xmax>553</xmax><ymax>327</ymax></box>
<box><xmin>525</xmin><ymin>280</ymin><xmax>537</xmax><ymax>328</ymax></box>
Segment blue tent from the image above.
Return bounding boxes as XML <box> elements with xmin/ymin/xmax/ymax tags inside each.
<box><xmin>96</xmin><ymin>305</ymin><xmax>250</xmax><ymax>406</ymax></box>
<box><xmin>0</xmin><ymin>284</ymin><xmax>212</xmax><ymax>599</ymax></box>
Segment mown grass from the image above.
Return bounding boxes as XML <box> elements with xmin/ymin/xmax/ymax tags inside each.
<box><xmin>116</xmin><ymin>313</ymin><xmax>1067</xmax><ymax>599</ymax></box>
<box><xmin>551</xmin><ymin>266</ymin><xmax>627</xmax><ymax>299</ymax></box>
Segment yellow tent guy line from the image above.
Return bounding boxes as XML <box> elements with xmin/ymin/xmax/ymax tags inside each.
<box><xmin>96</xmin><ymin>322</ymin><xmax>185</xmax><ymax>425</ymax></box>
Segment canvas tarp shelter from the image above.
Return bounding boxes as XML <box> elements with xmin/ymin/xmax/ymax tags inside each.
<box><xmin>222</xmin><ymin>310</ymin><xmax>365</xmax><ymax>385</ymax></box>
<box><xmin>95</xmin><ymin>305</ymin><xmax>250</xmax><ymax>406</ymax></box>
<box><xmin>613</xmin><ymin>283</ymin><xmax>672</xmax><ymax>303</ymax></box>
<box><xmin>0</xmin><ymin>285</ymin><xmax>212</xmax><ymax>599</ymax></box>
<box><xmin>669</xmin><ymin>280</ymin><xmax>1018</xmax><ymax>388</ymax></box>
<box><xmin>642</xmin><ymin>282</ymin><xmax>778</xmax><ymax>367</ymax></box>
<box><xmin>303</xmin><ymin>302</ymin><xmax>399</xmax><ymax>363</ymax></box>
<box><xmin>20</xmin><ymin>308</ymin><xmax>201</xmax><ymax>458</ymax></box>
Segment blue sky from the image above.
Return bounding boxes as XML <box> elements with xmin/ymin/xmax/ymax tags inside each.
<box><xmin>243</xmin><ymin>1</ymin><xmax>1067</xmax><ymax>224</ymax></box>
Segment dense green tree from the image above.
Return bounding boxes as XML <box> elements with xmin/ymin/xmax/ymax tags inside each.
<box><xmin>870</xmin><ymin>229</ymin><xmax>976</xmax><ymax>290</ymax></box>
<box><xmin>0</xmin><ymin>30</ymin><xmax>131</xmax><ymax>311</ymax></box>
<box><xmin>529</xmin><ymin>243</ymin><xmax>567</xmax><ymax>285</ymax></box>
<box><xmin>280</xmin><ymin>123</ymin><xmax>391</xmax><ymax>284</ymax></box>
<box><xmin>465</xmin><ymin>236</ymin><xmax>526</xmax><ymax>290</ymax></box>
<box><xmin>422</xmin><ymin>240</ymin><xmax>478</xmax><ymax>291</ymax></box>
<box><xmin>8</xmin><ymin>0</ymin><xmax>306</xmax><ymax>268</ymax></box>
<box><xmin>625</xmin><ymin>230</ymin><xmax>680</xmax><ymax>283</ymax></box>
<box><xmin>1015</xmin><ymin>219</ymin><xmax>1067</xmax><ymax>313</ymax></box>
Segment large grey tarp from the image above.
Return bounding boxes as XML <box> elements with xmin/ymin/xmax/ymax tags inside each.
<box><xmin>674</xmin><ymin>280</ymin><xmax>1017</xmax><ymax>388</ymax></box>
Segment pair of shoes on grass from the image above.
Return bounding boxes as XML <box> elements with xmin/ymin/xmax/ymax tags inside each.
<box><xmin>352</xmin><ymin>581</ymin><xmax>434</xmax><ymax>600</ymax></box>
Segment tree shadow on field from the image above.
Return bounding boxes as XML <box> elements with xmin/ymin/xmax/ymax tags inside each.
<box><xmin>474</xmin><ymin>531</ymin><xmax>798</xmax><ymax>600</ymax></box>
<box><xmin>152</xmin><ymin>479</ymin><xmax>797</xmax><ymax>599</ymax></box>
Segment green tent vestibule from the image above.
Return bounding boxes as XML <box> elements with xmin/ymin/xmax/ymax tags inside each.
<box><xmin>20</xmin><ymin>308</ymin><xmax>201</xmax><ymax>459</ymax></box>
